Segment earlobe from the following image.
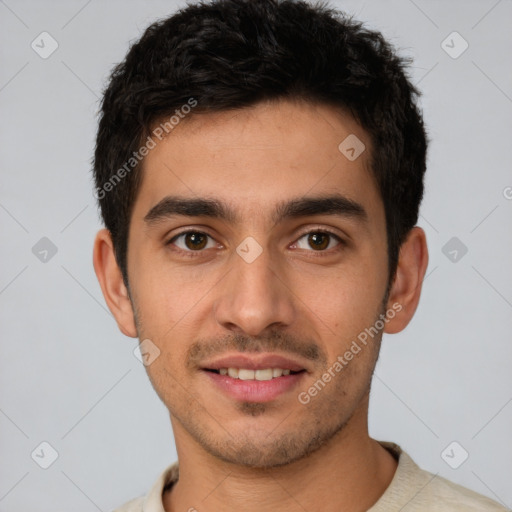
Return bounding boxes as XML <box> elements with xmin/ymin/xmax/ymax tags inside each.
<box><xmin>384</xmin><ymin>227</ymin><xmax>429</xmax><ymax>334</ymax></box>
<box><xmin>93</xmin><ymin>229</ymin><xmax>138</xmax><ymax>338</ymax></box>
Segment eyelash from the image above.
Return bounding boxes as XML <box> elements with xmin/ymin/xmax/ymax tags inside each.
<box><xmin>165</xmin><ymin>228</ymin><xmax>345</xmax><ymax>258</ymax></box>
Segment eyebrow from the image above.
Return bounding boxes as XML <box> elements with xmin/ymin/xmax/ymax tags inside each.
<box><xmin>143</xmin><ymin>194</ymin><xmax>368</xmax><ymax>226</ymax></box>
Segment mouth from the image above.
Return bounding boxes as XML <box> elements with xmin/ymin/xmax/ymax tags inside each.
<box><xmin>200</xmin><ymin>353</ymin><xmax>309</xmax><ymax>402</ymax></box>
<box><xmin>204</xmin><ymin>367</ymin><xmax>305</xmax><ymax>380</ymax></box>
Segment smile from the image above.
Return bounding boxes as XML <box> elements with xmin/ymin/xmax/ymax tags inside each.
<box><xmin>207</xmin><ymin>367</ymin><xmax>304</xmax><ymax>380</ymax></box>
<box><xmin>203</xmin><ymin>367</ymin><xmax>307</xmax><ymax>402</ymax></box>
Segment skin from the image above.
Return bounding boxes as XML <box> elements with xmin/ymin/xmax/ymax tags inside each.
<box><xmin>94</xmin><ymin>99</ymin><xmax>428</xmax><ymax>512</ymax></box>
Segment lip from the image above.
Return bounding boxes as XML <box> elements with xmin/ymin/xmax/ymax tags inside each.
<box><xmin>203</xmin><ymin>369</ymin><xmax>306</xmax><ymax>402</ymax></box>
<box><xmin>201</xmin><ymin>353</ymin><xmax>309</xmax><ymax>372</ymax></box>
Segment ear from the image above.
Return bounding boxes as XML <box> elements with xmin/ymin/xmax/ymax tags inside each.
<box><xmin>93</xmin><ymin>229</ymin><xmax>137</xmax><ymax>338</ymax></box>
<box><xmin>384</xmin><ymin>226</ymin><xmax>429</xmax><ymax>334</ymax></box>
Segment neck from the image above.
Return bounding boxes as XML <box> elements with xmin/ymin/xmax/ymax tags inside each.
<box><xmin>163</xmin><ymin>399</ymin><xmax>398</xmax><ymax>512</ymax></box>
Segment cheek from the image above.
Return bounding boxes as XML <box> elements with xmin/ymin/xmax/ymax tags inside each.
<box><xmin>144</xmin><ymin>357</ymin><xmax>186</xmax><ymax>412</ymax></box>
<box><xmin>130</xmin><ymin>249</ymin><xmax>214</xmax><ymax>324</ymax></box>
<box><xmin>298</xmin><ymin>264</ymin><xmax>384</xmax><ymax>323</ymax></box>
<box><xmin>290</xmin><ymin>261</ymin><xmax>387</xmax><ymax>367</ymax></box>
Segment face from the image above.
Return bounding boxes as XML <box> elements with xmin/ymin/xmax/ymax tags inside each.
<box><xmin>125</xmin><ymin>99</ymin><xmax>390</xmax><ymax>468</ymax></box>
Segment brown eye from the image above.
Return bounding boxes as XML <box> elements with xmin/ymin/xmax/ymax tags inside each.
<box><xmin>307</xmin><ymin>233</ymin><xmax>329</xmax><ymax>250</ymax></box>
<box><xmin>294</xmin><ymin>231</ymin><xmax>342</xmax><ymax>252</ymax></box>
<box><xmin>184</xmin><ymin>232</ymin><xmax>207</xmax><ymax>250</ymax></box>
<box><xmin>169</xmin><ymin>231</ymin><xmax>214</xmax><ymax>251</ymax></box>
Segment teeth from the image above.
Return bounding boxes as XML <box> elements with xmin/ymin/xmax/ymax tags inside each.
<box><xmin>255</xmin><ymin>369</ymin><xmax>273</xmax><ymax>381</ymax></box>
<box><xmin>218</xmin><ymin>368</ymin><xmax>296</xmax><ymax>380</ymax></box>
<box><xmin>238</xmin><ymin>369</ymin><xmax>255</xmax><ymax>380</ymax></box>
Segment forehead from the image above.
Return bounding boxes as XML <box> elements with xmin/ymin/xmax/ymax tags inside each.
<box><xmin>132</xmin><ymin>99</ymin><xmax>383</xmax><ymax>226</ymax></box>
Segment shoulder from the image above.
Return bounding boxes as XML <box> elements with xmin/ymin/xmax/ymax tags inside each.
<box><xmin>416</xmin><ymin>472</ymin><xmax>508</xmax><ymax>511</ymax></box>
<box><xmin>373</xmin><ymin>441</ymin><xmax>508</xmax><ymax>511</ymax></box>
<box><xmin>111</xmin><ymin>461</ymin><xmax>179</xmax><ymax>512</ymax></box>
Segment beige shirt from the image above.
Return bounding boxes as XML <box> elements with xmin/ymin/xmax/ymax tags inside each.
<box><xmin>113</xmin><ymin>441</ymin><xmax>508</xmax><ymax>511</ymax></box>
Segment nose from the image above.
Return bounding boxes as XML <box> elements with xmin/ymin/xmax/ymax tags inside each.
<box><xmin>213</xmin><ymin>245</ymin><xmax>296</xmax><ymax>337</ymax></box>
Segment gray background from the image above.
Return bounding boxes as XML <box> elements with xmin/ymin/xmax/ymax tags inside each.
<box><xmin>1</xmin><ymin>0</ymin><xmax>511</xmax><ymax>510</ymax></box>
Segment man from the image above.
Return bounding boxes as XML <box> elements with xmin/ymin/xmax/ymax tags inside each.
<box><xmin>92</xmin><ymin>0</ymin><xmax>507</xmax><ymax>510</ymax></box>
